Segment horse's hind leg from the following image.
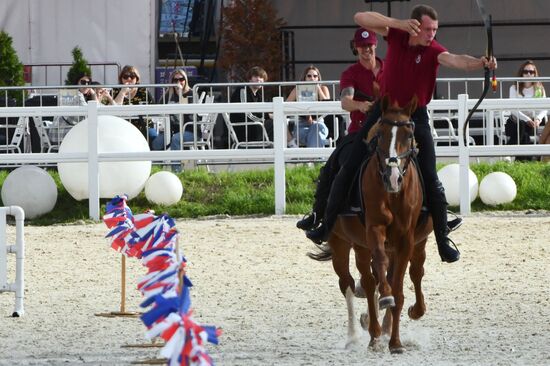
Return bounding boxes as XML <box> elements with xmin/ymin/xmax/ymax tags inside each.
<box><xmin>408</xmin><ymin>239</ymin><xmax>427</xmax><ymax>320</ymax></box>
<box><xmin>329</xmin><ymin>236</ymin><xmax>360</xmax><ymax>347</ymax></box>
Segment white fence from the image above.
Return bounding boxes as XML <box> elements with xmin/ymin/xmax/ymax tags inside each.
<box><xmin>0</xmin><ymin>206</ymin><xmax>25</xmax><ymax>317</ymax></box>
<box><xmin>0</xmin><ymin>96</ymin><xmax>549</xmax><ymax>220</ymax></box>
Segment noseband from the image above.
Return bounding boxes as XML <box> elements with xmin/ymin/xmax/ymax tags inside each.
<box><xmin>374</xmin><ymin>118</ymin><xmax>417</xmax><ymax>188</ymax></box>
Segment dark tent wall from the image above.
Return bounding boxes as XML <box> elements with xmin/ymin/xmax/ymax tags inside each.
<box><xmin>273</xmin><ymin>0</ymin><xmax>550</xmax><ymax>83</ymax></box>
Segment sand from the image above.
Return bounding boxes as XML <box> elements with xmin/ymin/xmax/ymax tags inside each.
<box><xmin>0</xmin><ymin>213</ymin><xmax>549</xmax><ymax>365</ymax></box>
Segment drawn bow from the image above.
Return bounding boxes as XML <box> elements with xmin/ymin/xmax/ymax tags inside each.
<box><xmin>462</xmin><ymin>0</ymin><xmax>496</xmax><ymax>146</ymax></box>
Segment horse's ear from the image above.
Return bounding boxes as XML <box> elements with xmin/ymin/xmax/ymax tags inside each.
<box><xmin>381</xmin><ymin>94</ymin><xmax>390</xmax><ymax>113</ymax></box>
<box><xmin>404</xmin><ymin>95</ymin><xmax>418</xmax><ymax>117</ymax></box>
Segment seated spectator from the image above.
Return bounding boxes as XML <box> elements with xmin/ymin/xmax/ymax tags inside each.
<box><xmin>113</xmin><ymin>65</ymin><xmax>157</xmax><ymax>144</ymax></box>
<box><xmin>152</xmin><ymin>68</ymin><xmax>195</xmax><ymax>151</ymax></box>
<box><xmin>49</xmin><ymin>72</ymin><xmax>97</xmax><ymax>144</ymax></box>
<box><xmin>506</xmin><ymin>60</ymin><xmax>547</xmax><ymax>160</ymax></box>
<box><xmin>229</xmin><ymin>66</ymin><xmax>273</xmax><ymax>144</ymax></box>
<box><xmin>90</xmin><ymin>81</ymin><xmax>115</xmax><ymax>105</ymax></box>
<box><xmin>286</xmin><ymin>65</ymin><xmax>330</xmax><ymax>147</ymax></box>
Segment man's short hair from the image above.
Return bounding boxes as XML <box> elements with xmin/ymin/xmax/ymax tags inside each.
<box><xmin>411</xmin><ymin>4</ymin><xmax>438</xmax><ymax>22</ymax></box>
<box><xmin>247</xmin><ymin>66</ymin><xmax>268</xmax><ymax>81</ymax></box>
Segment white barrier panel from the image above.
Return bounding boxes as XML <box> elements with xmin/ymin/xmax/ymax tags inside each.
<box><xmin>0</xmin><ymin>206</ymin><xmax>25</xmax><ymax>317</ymax></box>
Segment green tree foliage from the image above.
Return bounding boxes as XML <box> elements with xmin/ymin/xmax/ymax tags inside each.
<box><xmin>65</xmin><ymin>47</ymin><xmax>91</xmax><ymax>85</ymax></box>
<box><xmin>0</xmin><ymin>30</ymin><xmax>25</xmax><ymax>105</ymax></box>
<box><xmin>219</xmin><ymin>0</ymin><xmax>286</xmax><ymax>82</ymax></box>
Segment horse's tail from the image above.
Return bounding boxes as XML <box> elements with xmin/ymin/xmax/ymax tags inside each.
<box><xmin>307</xmin><ymin>243</ymin><xmax>333</xmax><ymax>261</ymax></box>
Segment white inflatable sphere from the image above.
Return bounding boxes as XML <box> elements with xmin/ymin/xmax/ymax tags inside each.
<box><xmin>145</xmin><ymin>171</ymin><xmax>183</xmax><ymax>205</ymax></box>
<box><xmin>57</xmin><ymin>115</ymin><xmax>151</xmax><ymax>200</ymax></box>
<box><xmin>479</xmin><ymin>172</ymin><xmax>517</xmax><ymax>206</ymax></box>
<box><xmin>1</xmin><ymin>166</ymin><xmax>57</xmax><ymax>219</ymax></box>
<box><xmin>437</xmin><ymin>163</ymin><xmax>478</xmax><ymax>206</ymax></box>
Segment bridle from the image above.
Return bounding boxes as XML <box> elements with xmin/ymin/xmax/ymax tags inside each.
<box><xmin>374</xmin><ymin>118</ymin><xmax>417</xmax><ymax>188</ymax></box>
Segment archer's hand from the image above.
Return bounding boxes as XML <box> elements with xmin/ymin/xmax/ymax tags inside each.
<box><xmin>481</xmin><ymin>56</ymin><xmax>497</xmax><ymax>70</ymax></box>
<box><xmin>397</xmin><ymin>18</ymin><xmax>420</xmax><ymax>36</ymax></box>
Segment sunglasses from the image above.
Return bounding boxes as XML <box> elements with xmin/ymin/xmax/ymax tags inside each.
<box><xmin>122</xmin><ymin>73</ymin><xmax>137</xmax><ymax>79</ymax></box>
<box><xmin>79</xmin><ymin>79</ymin><xmax>91</xmax><ymax>85</ymax></box>
<box><xmin>306</xmin><ymin>74</ymin><xmax>319</xmax><ymax>78</ymax></box>
<box><xmin>522</xmin><ymin>69</ymin><xmax>536</xmax><ymax>75</ymax></box>
<box><xmin>173</xmin><ymin>77</ymin><xmax>186</xmax><ymax>82</ymax></box>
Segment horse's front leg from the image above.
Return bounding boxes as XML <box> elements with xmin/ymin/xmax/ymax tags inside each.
<box><xmin>388</xmin><ymin>233</ymin><xmax>414</xmax><ymax>354</ymax></box>
<box><xmin>408</xmin><ymin>238</ymin><xmax>427</xmax><ymax>320</ymax></box>
<box><xmin>366</xmin><ymin>224</ymin><xmax>393</xmax><ymax>310</ymax></box>
<box><xmin>354</xmin><ymin>245</ymin><xmax>381</xmax><ymax>346</ymax></box>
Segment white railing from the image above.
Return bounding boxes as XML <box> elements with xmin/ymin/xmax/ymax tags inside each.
<box><xmin>0</xmin><ymin>205</ymin><xmax>25</xmax><ymax>317</ymax></box>
<box><xmin>0</xmin><ymin>96</ymin><xmax>549</xmax><ymax>220</ymax></box>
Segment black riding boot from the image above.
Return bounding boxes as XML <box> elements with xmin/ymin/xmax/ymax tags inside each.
<box><xmin>305</xmin><ymin>166</ymin><xmax>352</xmax><ymax>244</ymax></box>
<box><xmin>296</xmin><ymin>165</ymin><xmax>332</xmax><ymax>231</ymax></box>
<box><xmin>430</xmin><ymin>202</ymin><xmax>460</xmax><ymax>263</ymax></box>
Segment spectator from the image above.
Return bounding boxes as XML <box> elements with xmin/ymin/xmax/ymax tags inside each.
<box><xmin>286</xmin><ymin>65</ymin><xmax>330</xmax><ymax>147</ymax></box>
<box><xmin>152</xmin><ymin>68</ymin><xmax>195</xmax><ymax>151</ymax></box>
<box><xmin>506</xmin><ymin>60</ymin><xmax>547</xmax><ymax>160</ymax></box>
<box><xmin>90</xmin><ymin>81</ymin><xmax>115</xmax><ymax>105</ymax></box>
<box><xmin>113</xmin><ymin>65</ymin><xmax>157</xmax><ymax>143</ymax></box>
<box><xmin>49</xmin><ymin>72</ymin><xmax>96</xmax><ymax>144</ymax></box>
<box><xmin>229</xmin><ymin>66</ymin><xmax>273</xmax><ymax>144</ymax></box>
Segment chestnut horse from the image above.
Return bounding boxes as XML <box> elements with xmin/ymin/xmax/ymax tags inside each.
<box><xmin>309</xmin><ymin>96</ymin><xmax>433</xmax><ymax>353</ymax></box>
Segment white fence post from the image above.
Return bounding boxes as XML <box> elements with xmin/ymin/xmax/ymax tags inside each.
<box><xmin>87</xmin><ymin>101</ymin><xmax>100</xmax><ymax>221</ymax></box>
<box><xmin>0</xmin><ymin>206</ymin><xmax>25</xmax><ymax>317</ymax></box>
<box><xmin>272</xmin><ymin>97</ymin><xmax>286</xmax><ymax>215</ymax></box>
<box><xmin>457</xmin><ymin>94</ymin><xmax>472</xmax><ymax>215</ymax></box>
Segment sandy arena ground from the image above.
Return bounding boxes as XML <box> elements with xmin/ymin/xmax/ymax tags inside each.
<box><xmin>0</xmin><ymin>213</ymin><xmax>549</xmax><ymax>365</ymax></box>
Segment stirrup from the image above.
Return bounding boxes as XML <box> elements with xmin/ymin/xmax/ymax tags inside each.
<box><xmin>438</xmin><ymin>237</ymin><xmax>460</xmax><ymax>263</ymax></box>
<box><xmin>296</xmin><ymin>212</ymin><xmax>318</xmax><ymax>231</ymax></box>
<box><xmin>447</xmin><ymin>210</ymin><xmax>463</xmax><ymax>232</ymax></box>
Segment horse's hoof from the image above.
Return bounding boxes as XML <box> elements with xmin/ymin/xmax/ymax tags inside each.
<box><xmin>408</xmin><ymin>305</ymin><xmax>425</xmax><ymax>320</ymax></box>
<box><xmin>354</xmin><ymin>281</ymin><xmax>367</xmax><ymax>298</ymax></box>
<box><xmin>379</xmin><ymin>296</ymin><xmax>395</xmax><ymax>310</ymax></box>
<box><xmin>390</xmin><ymin>346</ymin><xmax>406</xmax><ymax>354</ymax></box>
<box><xmin>368</xmin><ymin>337</ymin><xmax>381</xmax><ymax>349</ymax></box>
<box><xmin>345</xmin><ymin>337</ymin><xmax>360</xmax><ymax>349</ymax></box>
<box><xmin>359</xmin><ymin>312</ymin><xmax>369</xmax><ymax>330</ymax></box>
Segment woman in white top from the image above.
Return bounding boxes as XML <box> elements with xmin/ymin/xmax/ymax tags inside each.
<box><xmin>286</xmin><ymin>65</ymin><xmax>331</xmax><ymax>147</ymax></box>
<box><xmin>506</xmin><ymin>60</ymin><xmax>547</xmax><ymax>153</ymax></box>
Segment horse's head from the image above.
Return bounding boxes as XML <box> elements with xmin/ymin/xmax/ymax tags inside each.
<box><xmin>373</xmin><ymin>95</ymin><xmax>418</xmax><ymax>193</ymax></box>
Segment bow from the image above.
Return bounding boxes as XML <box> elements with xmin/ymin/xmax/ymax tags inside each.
<box><xmin>462</xmin><ymin>0</ymin><xmax>495</xmax><ymax>146</ymax></box>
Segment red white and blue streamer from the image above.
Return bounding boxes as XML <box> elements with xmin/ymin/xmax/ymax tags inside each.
<box><xmin>103</xmin><ymin>195</ymin><xmax>221</xmax><ymax>365</ymax></box>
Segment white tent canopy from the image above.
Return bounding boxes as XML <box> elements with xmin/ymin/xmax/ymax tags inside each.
<box><xmin>0</xmin><ymin>0</ymin><xmax>156</xmax><ymax>85</ymax></box>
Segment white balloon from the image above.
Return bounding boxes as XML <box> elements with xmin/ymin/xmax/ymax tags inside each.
<box><xmin>57</xmin><ymin>115</ymin><xmax>151</xmax><ymax>200</ymax></box>
<box><xmin>145</xmin><ymin>171</ymin><xmax>183</xmax><ymax>205</ymax></box>
<box><xmin>479</xmin><ymin>172</ymin><xmax>517</xmax><ymax>206</ymax></box>
<box><xmin>1</xmin><ymin>166</ymin><xmax>57</xmax><ymax>219</ymax></box>
<box><xmin>437</xmin><ymin>163</ymin><xmax>478</xmax><ymax>206</ymax></box>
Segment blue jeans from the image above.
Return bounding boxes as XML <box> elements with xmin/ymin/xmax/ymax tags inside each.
<box><xmin>297</xmin><ymin>118</ymin><xmax>328</xmax><ymax>147</ymax></box>
<box><xmin>151</xmin><ymin>130</ymin><xmax>194</xmax><ymax>150</ymax></box>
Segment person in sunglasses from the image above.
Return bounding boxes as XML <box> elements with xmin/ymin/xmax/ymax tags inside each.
<box><xmin>286</xmin><ymin>65</ymin><xmax>331</xmax><ymax>148</ymax></box>
<box><xmin>152</xmin><ymin>68</ymin><xmax>195</xmax><ymax>151</ymax></box>
<box><xmin>113</xmin><ymin>65</ymin><xmax>157</xmax><ymax>144</ymax></box>
<box><xmin>505</xmin><ymin>60</ymin><xmax>547</xmax><ymax>160</ymax></box>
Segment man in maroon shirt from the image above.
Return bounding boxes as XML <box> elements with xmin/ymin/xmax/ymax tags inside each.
<box><xmin>297</xmin><ymin>28</ymin><xmax>382</xmax><ymax>231</ymax></box>
<box><xmin>306</xmin><ymin>4</ymin><xmax>497</xmax><ymax>263</ymax></box>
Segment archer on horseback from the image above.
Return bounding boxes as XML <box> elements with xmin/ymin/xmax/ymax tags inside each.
<box><xmin>296</xmin><ymin>27</ymin><xmax>383</xmax><ymax>231</ymax></box>
<box><xmin>304</xmin><ymin>4</ymin><xmax>497</xmax><ymax>263</ymax></box>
